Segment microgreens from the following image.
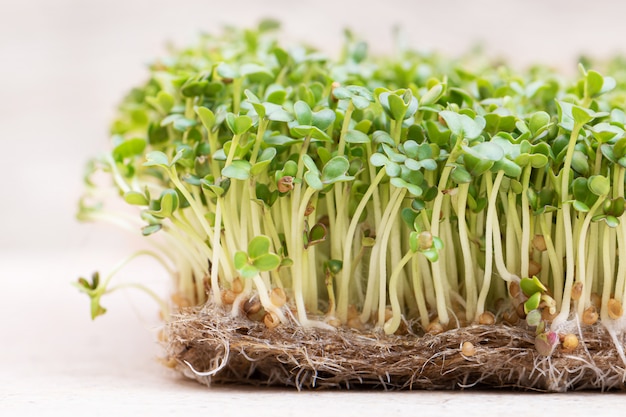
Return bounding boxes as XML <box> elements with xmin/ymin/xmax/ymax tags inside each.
<box><xmin>78</xmin><ymin>21</ymin><xmax>626</xmax><ymax>356</ymax></box>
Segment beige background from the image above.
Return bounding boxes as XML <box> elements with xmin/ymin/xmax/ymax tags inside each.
<box><xmin>2</xmin><ymin>0</ymin><xmax>626</xmax><ymax>414</ymax></box>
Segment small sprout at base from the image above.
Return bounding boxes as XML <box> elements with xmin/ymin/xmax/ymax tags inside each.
<box><xmin>426</xmin><ymin>320</ymin><xmax>444</xmax><ymax>334</ymax></box>
<box><xmin>532</xmin><ymin>235</ymin><xmax>547</xmax><ymax>252</ymax></box>
<box><xmin>461</xmin><ymin>341</ymin><xmax>476</xmax><ymax>357</ymax></box>
<box><xmin>526</xmin><ymin>309</ymin><xmax>542</xmax><ymax>327</ymax></box>
<box><xmin>270</xmin><ymin>287</ymin><xmax>287</xmax><ymax>308</ymax></box>
<box><xmin>607</xmin><ymin>298</ymin><xmax>624</xmax><ymax>320</ymax></box>
<box><xmin>561</xmin><ymin>334</ymin><xmax>579</xmax><ymax>352</ymax></box>
<box><xmin>571</xmin><ymin>282</ymin><xmax>584</xmax><ymax>301</ymax></box>
<box><xmin>520</xmin><ymin>276</ymin><xmax>547</xmax><ymax>297</ymax></box>
<box><xmin>583</xmin><ymin>306</ymin><xmax>599</xmax><ymax>325</ymax></box>
<box><xmin>264</xmin><ymin>311</ymin><xmax>280</xmax><ymax>329</ymax></box>
<box><xmin>222</xmin><ymin>289</ymin><xmax>237</xmax><ymax>305</ymax></box>
<box><xmin>535</xmin><ymin>331</ymin><xmax>559</xmax><ymax>356</ymax></box>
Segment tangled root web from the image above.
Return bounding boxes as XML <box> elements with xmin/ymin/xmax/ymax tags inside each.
<box><xmin>162</xmin><ymin>304</ymin><xmax>626</xmax><ymax>392</ymax></box>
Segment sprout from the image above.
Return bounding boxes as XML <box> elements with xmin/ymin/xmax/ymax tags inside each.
<box><xmin>78</xmin><ymin>23</ymin><xmax>626</xmax><ymax>365</ymax></box>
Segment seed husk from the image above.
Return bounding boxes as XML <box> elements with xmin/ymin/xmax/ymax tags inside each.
<box><xmin>583</xmin><ymin>306</ymin><xmax>599</xmax><ymax>325</ymax></box>
<box><xmin>571</xmin><ymin>282</ymin><xmax>583</xmax><ymax>301</ymax></box>
<box><xmin>562</xmin><ymin>334</ymin><xmax>579</xmax><ymax>351</ymax></box>
<box><xmin>426</xmin><ymin>320</ymin><xmax>443</xmax><ymax>334</ymax></box>
<box><xmin>478</xmin><ymin>311</ymin><xmax>495</xmax><ymax>325</ymax></box>
<box><xmin>509</xmin><ymin>281</ymin><xmax>520</xmax><ymax>299</ymax></box>
<box><xmin>607</xmin><ymin>298</ymin><xmax>623</xmax><ymax>320</ymax></box>
<box><xmin>171</xmin><ymin>292</ymin><xmax>191</xmax><ymax>308</ymax></box>
<box><xmin>231</xmin><ymin>277</ymin><xmax>243</xmax><ymax>294</ymax></box>
<box><xmin>270</xmin><ymin>287</ymin><xmax>287</xmax><ymax>307</ymax></box>
<box><xmin>461</xmin><ymin>341</ymin><xmax>476</xmax><ymax>357</ymax></box>
<box><xmin>244</xmin><ymin>297</ymin><xmax>262</xmax><ymax>315</ymax></box>
<box><xmin>221</xmin><ymin>289</ymin><xmax>236</xmax><ymax>305</ymax></box>
<box><xmin>263</xmin><ymin>311</ymin><xmax>280</xmax><ymax>329</ymax></box>
<box><xmin>528</xmin><ymin>260</ymin><xmax>542</xmax><ymax>277</ymax></box>
<box><xmin>532</xmin><ymin>235</ymin><xmax>547</xmax><ymax>252</ymax></box>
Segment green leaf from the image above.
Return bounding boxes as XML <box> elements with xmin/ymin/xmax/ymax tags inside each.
<box><xmin>156</xmin><ymin>91</ymin><xmax>174</xmax><ymax>113</ymax></box>
<box><xmin>312</xmin><ymin>109</ymin><xmax>335</xmax><ymax>130</ymax></box>
<box><xmin>144</xmin><ymin>151</ymin><xmax>169</xmax><ymax>168</ymax></box>
<box><xmin>227</xmin><ymin>114</ymin><xmax>253</xmax><ymax>135</ymax></box>
<box><xmin>155</xmin><ymin>189</ymin><xmax>179</xmax><ymax>218</ymax></box>
<box><xmin>234</xmin><ymin>251</ymin><xmax>249</xmax><ymax>270</ymax></box>
<box><xmin>304</xmin><ymin>171</ymin><xmax>323</xmax><ymax>190</ymax></box>
<box><xmin>325</xmin><ymin>259</ymin><xmax>343</xmax><ymax>274</ymax></box>
<box><xmin>451</xmin><ymin>165</ymin><xmax>472</xmax><ymax>184</ymax></box>
<box><xmin>524</xmin><ymin>292</ymin><xmax>542</xmax><ymax>314</ymax></box>
<box><xmin>409</xmin><ymin>231</ymin><xmax>419</xmax><ymax>252</ymax></box>
<box><xmin>221</xmin><ymin>160</ymin><xmax>251</xmax><ymax>180</ymax></box>
<box><xmin>239</xmin><ymin>264</ymin><xmax>259</xmax><ymax>279</ymax></box>
<box><xmin>571</xmin><ymin>105</ymin><xmax>594</xmax><ymax>126</ymax></box>
<box><xmin>345</xmin><ymin>130</ymin><xmax>370</xmax><ymax>144</ymax></box>
<box><xmin>294</xmin><ymin>100</ymin><xmax>313</xmax><ymax>125</ymax></box>
<box><xmin>586</xmin><ymin>70</ymin><xmax>604</xmax><ymax>97</ymax></box>
<box><xmin>252</xmin><ymin>253</ymin><xmax>281</xmax><ymax>271</ymax></box>
<box><xmin>240</xmin><ymin>63</ymin><xmax>274</xmax><ymax>83</ymax></box>
<box><xmin>248</xmin><ymin>235</ymin><xmax>271</xmax><ymax>259</ymax></box>
<box><xmin>321</xmin><ymin>156</ymin><xmax>350</xmax><ymax>182</ymax></box>
<box><xmin>302</xmin><ymin>154</ymin><xmax>319</xmax><ymax>174</ymax></box>
<box><xmin>588</xmin><ymin>175</ymin><xmax>610</xmax><ymax>196</ymax></box>
<box><xmin>307</xmin><ymin>223</ymin><xmax>327</xmax><ymax>247</ymax></box>
<box><xmin>573</xmin><ymin>200</ymin><xmax>590</xmax><ymax>212</ymax></box>
<box><xmin>124</xmin><ymin>191</ymin><xmax>149</xmax><ymax>206</ymax></box>
<box><xmin>421</xmin><ymin>248</ymin><xmax>439</xmax><ymax>262</ymax></box>
<box><xmin>387</xmin><ymin>93</ymin><xmax>408</xmax><ymax>121</ymax></box>
<box><xmin>113</xmin><ymin>138</ymin><xmax>146</xmax><ymax>160</ymax></box>
<box><xmin>520</xmin><ymin>276</ymin><xmax>547</xmax><ymax>297</ymax></box>
<box><xmin>217</xmin><ymin>62</ymin><xmax>239</xmax><ymax>80</ymax></box>
<box><xmin>440</xmin><ymin>110</ymin><xmax>485</xmax><ymax>139</ymax></box>
<box><xmin>142</xmin><ymin>224</ymin><xmax>162</xmax><ymax>236</ymax></box>
<box><xmin>420</xmin><ymin>83</ymin><xmax>444</xmax><ymax>106</ymax></box>
<box><xmin>370</xmin><ymin>153</ymin><xmax>388</xmax><ymax>167</ymax></box>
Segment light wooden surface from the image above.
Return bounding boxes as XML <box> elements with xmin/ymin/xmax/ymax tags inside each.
<box><xmin>2</xmin><ymin>1</ymin><xmax>626</xmax><ymax>414</ymax></box>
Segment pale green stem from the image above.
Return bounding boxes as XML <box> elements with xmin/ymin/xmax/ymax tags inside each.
<box><xmin>576</xmin><ymin>195</ymin><xmax>606</xmax><ymax>318</ymax></box>
<box><xmin>377</xmin><ymin>187</ymin><xmax>407</xmax><ymax>327</ymax></box>
<box><xmin>553</xmin><ymin>125</ymin><xmax>583</xmax><ymax>327</ymax></box>
<box><xmin>384</xmin><ymin>250</ymin><xmax>415</xmax><ymax>334</ymax></box>
<box><xmin>475</xmin><ymin>170</ymin><xmax>504</xmax><ymax>321</ymax></box>
<box><xmin>456</xmin><ymin>183</ymin><xmax>477</xmax><ymax>321</ymax></box>
<box><xmin>520</xmin><ymin>165</ymin><xmax>533</xmax><ymax>279</ymax></box>
<box><xmin>337</xmin><ymin>167</ymin><xmax>386</xmax><ymax>322</ymax></box>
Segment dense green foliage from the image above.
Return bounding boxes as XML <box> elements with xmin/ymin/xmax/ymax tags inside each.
<box><xmin>77</xmin><ymin>22</ymin><xmax>626</xmax><ymax>353</ymax></box>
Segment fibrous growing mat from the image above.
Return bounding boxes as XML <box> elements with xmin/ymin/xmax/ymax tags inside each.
<box><xmin>163</xmin><ymin>305</ymin><xmax>626</xmax><ymax>391</ymax></box>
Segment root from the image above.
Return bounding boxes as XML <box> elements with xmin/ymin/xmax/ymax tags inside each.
<box><xmin>162</xmin><ymin>304</ymin><xmax>626</xmax><ymax>391</ymax></box>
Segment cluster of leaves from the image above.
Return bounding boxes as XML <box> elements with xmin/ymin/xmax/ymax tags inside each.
<box><xmin>79</xmin><ymin>21</ymin><xmax>626</xmax><ymax>344</ymax></box>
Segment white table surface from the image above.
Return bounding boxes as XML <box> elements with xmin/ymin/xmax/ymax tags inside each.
<box><xmin>2</xmin><ymin>0</ymin><xmax>626</xmax><ymax>415</ymax></box>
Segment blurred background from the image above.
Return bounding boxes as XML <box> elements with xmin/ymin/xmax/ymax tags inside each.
<box><xmin>3</xmin><ymin>0</ymin><xmax>626</xmax><ymax>414</ymax></box>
